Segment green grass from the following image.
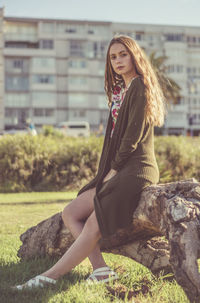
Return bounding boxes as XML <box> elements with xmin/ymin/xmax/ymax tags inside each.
<box><xmin>0</xmin><ymin>192</ymin><xmax>189</xmax><ymax>303</ymax></box>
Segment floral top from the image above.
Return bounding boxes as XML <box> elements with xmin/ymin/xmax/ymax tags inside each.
<box><xmin>110</xmin><ymin>76</ymin><xmax>139</xmax><ymax>138</ymax></box>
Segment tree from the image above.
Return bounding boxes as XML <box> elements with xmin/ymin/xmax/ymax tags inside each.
<box><xmin>149</xmin><ymin>51</ymin><xmax>181</xmax><ymax>104</ymax></box>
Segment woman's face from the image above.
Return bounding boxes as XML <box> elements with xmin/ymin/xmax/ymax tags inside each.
<box><xmin>109</xmin><ymin>43</ymin><xmax>135</xmax><ymax>78</ymax></box>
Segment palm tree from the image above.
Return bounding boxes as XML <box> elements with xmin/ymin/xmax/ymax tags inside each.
<box><xmin>149</xmin><ymin>51</ymin><xmax>181</xmax><ymax>104</ymax></box>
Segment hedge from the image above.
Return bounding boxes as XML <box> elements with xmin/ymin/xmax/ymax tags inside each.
<box><xmin>0</xmin><ymin>133</ymin><xmax>199</xmax><ymax>192</ymax></box>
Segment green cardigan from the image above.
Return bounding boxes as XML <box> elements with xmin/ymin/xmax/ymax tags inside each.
<box><xmin>77</xmin><ymin>76</ymin><xmax>159</xmax><ymax>237</ymax></box>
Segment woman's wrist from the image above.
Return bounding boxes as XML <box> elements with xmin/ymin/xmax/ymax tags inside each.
<box><xmin>109</xmin><ymin>169</ymin><xmax>117</xmax><ymax>176</ymax></box>
<box><xmin>103</xmin><ymin>169</ymin><xmax>117</xmax><ymax>182</ymax></box>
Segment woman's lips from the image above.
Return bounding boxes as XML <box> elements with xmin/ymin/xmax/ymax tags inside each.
<box><xmin>117</xmin><ymin>66</ymin><xmax>124</xmax><ymax>70</ymax></box>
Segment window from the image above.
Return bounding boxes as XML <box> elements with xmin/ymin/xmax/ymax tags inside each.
<box><xmin>42</xmin><ymin>22</ymin><xmax>55</xmax><ymax>33</ymax></box>
<box><xmin>99</xmin><ymin>41</ymin><xmax>107</xmax><ymax>58</ymax></box>
<box><xmin>69</xmin><ymin>40</ymin><xmax>86</xmax><ymax>57</ymax></box>
<box><xmin>72</xmin><ymin>109</ymin><xmax>86</xmax><ymax>117</ymax></box>
<box><xmin>136</xmin><ymin>33</ymin><xmax>141</xmax><ymax>40</ymax></box>
<box><xmin>40</xmin><ymin>40</ymin><xmax>54</xmax><ymax>49</ymax></box>
<box><xmin>187</xmin><ymin>36</ymin><xmax>200</xmax><ymax>45</ymax></box>
<box><xmin>46</xmin><ymin>109</ymin><xmax>54</xmax><ymax>116</ymax></box>
<box><xmin>80</xmin><ymin>60</ymin><xmax>87</xmax><ymax>68</ymax></box>
<box><xmin>5</xmin><ymin>22</ymin><xmax>36</xmax><ymax>34</ymax></box>
<box><xmin>79</xmin><ymin>110</ymin><xmax>86</xmax><ymax>117</ymax></box>
<box><xmin>193</xmin><ymin>98</ymin><xmax>197</xmax><ymax>105</ymax></box>
<box><xmin>5</xmin><ymin>108</ymin><xmax>29</xmax><ymax>124</ymax></box>
<box><xmin>34</xmin><ymin>108</ymin><xmax>54</xmax><ymax>117</ymax></box>
<box><xmin>165</xmin><ymin>34</ymin><xmax>184</xmax><ymax>42</ymax></box>
<box><xmin>167</xmin><ymin>65</ymin><xmax>175</xmax><ymax>73</ymax></box>
<box><xmin>57</xmin><ymin>23</ymin><xmax>85</xmax><ymax>34</ymax></box>
<box><xmin>135</xmin><ymin>32</ymin><xmax>145</xmax><ymax>41</ymax></box>
<box><xmin>5</xmin><ymin>94</ymin><xmax>29</xmax><ymax>107</ymax></box>
<box><xmin>32</xmin><ymin>57</ymin><xmax>56</xmax><ymax>69</ymax></box>
<box><xmin>66</xmin><ymin>28</ymin><xmax>76</xmax><ymax>33</ymax></box>
<box><xmin>98</xmin><ymin>61</ymin><xmax>105</xmax><ymax>76</ymax></box>
<box><xmin>34</xmin><ymin>108</ymin><xmax>43</xmax><ymax>116</ymax></box>
<box><xmin>187</xmin><ymin>82</ymin><xmax>197</xmax><ymax>94</ymax></box>
<box><xmin>99</xmin><ymin>96</ymin><xmax>108</xmax><ymax>109</ymax></box>
<box><xmin>87</xmin><ymin>41</ymin><xmax>108</xmax><ymax>59</ymax></box>
<box><xmin>73</xmin><ymin>110</ymin><xmax>86</xmax><ymax>117</ymax></box>
<box><xmin>93</xmin><ymin>42</ymin><xmax>98</xmax><ymax>57</ymax></box>
<box><xmin>4</xmin><ymin>22</ymin><xmax>37</xmax><ymax>45</ymax></box>
<box><xmin>5</xmin><ymin>58</ymin><xmax>29</xmax><ymax>73</ymax></box>
<box><xmin>13</xmin><ymin>59</ymin><xmax>24</xmax><ymax>69</ymax></box>
<box><xmin>177</xmin><ymin>65</ymin><xmax>183</xmax><ymax>73</ymax></box>
<box><xmin>32</xmin><ymin>74</ymin><xmax>55</xmax><ymax>84</ymax></box>
<box><xmin>68</xmin><ymin>94</ymin><xmax>89</xmax><ymax>107</ymax></box>
<box><xmin>5</xmin><ymin>41</ymin><xmax>39</xmax><ymax>48</ymax></box>
<box><xmin>167</xmin><ymin>65</ymin><xmax>183</xmax><ymax>73</ymax></box>
<box><xmin>32</xmin><ymin>92</ymin><xmax>56</xmax><ymax>107</ymax></box>
<box><xmin>88</xmin><ymin>25</ymin><xmax>108</xmax><ymax>36</ymax></box>
<box><xmin>68</xmin><ymin>60</ymin><xmax>87</xmax><ymax>68</ymax></box>
<box><xmin>6</xmin><ymin>76</ymin><xmax>29</xmax><ymax>91</ymax></box>
<box><xmin>5</xmin><ymin>108</ymin><xmax>12</xmax><ymax>117</ymax></box>
<box><xmin>69</xmin><ymin>77</ymin><xmax>87</xmax><ymax>85</ymax></box>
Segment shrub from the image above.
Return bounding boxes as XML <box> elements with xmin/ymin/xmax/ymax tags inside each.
<box><xmin>0</xmin><ymin>134</ymin><xmax>199</xmax><ymax>192</ymax></box>
<box><xmin>0</xmin><ymin>134</ymin><xmax>102</xmax><ymax>192</ymax></box>
<box><xmin>154</xmin><ymin>136</ymin><xmax>200</xmax><ymax>183</ymax></box>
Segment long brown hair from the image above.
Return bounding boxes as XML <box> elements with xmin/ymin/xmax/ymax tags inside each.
<box><xmin>105</xmin><ymin>35</ymin><xmax>166</xmax><ymax>127</ymax></box>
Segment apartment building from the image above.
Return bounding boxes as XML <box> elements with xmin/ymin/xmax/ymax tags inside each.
<box><xmin>111</xmin><ymin>22</ymin><xmax>200</xmax><ymax>135</ymax></box>
<box><xmin>0</xmin><ymin>8</ymin><xmax>4</xmax><ymax>132</ymax></box>
<box><xmin>1</xmin><ymin>9</ymin><xmax>200</xmax><ymax>134</ymax></box>
<box><xmin>3</xmin><ymin>15</ymin><xmax>111</xmax><ymax>132</ymax></box>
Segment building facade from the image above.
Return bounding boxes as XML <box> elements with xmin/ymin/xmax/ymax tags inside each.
<box><xmin>1</xmin><ymin>10</ymin><xmax>200</xmax><ymax>134</ymax></box>
<box><xmin>0</xmin><ymin>8</ymin><xmax>4</xmax><ymax>132</ymax></box>
<box><xmin>3</xmin><ymin>16</ymin><xmax>111</xmax><ymax>131</ymax></box>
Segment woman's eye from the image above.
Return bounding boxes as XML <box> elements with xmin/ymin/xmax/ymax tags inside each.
<box><xmin>122</xmin><ymin>53</ymin><xmax>127</xmax><ymax>57</ymax></box>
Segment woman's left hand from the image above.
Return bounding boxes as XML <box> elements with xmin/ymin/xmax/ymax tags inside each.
<box><xmin>103</xmin><ymin>169</ymin><xmax>117</xmax><ymax>183</ymax></box>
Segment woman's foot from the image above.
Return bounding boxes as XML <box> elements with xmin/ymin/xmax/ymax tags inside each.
<box><xmin>12</xmin><ymin>275</ymin><xmax>57</xmax><ymax>290</ymax></box>
<box><xmin>86</xmin><ymin>266</ymin><xmax>119</xmax><ymax>284</ymax></box>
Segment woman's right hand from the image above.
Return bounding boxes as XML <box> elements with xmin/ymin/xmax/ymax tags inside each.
<box><xmin>102</xmin><ymin>169</ymin><xmax>117</xmax><ymax>183</ymax></box>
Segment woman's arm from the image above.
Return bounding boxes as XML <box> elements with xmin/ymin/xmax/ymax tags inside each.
<box><xmin>110</xmin><ymin>84</ymin><xmax>147</xmax><ymax>171</ymax></box>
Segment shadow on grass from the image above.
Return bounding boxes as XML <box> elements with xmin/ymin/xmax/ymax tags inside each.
<box><xmin>0</xmin><ymin>199</ymin><xmax>72</xmax><ymax>206</ymax></box>
<box><xmin>0</xmin><ymin>257</ymin><xmax>88</xmax><ymax>303</ymax></box>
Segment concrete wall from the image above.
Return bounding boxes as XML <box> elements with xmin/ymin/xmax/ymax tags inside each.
<box><xmin>0</xmin><ymin>7</ymin><xmax>4</xmax><ymax>132</ymax></box>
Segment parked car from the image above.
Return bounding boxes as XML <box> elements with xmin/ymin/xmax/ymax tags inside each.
<box><xmin>56</xmin><ymin>121</ymin><xmax>90</xmax><ymax>137</ymax></box>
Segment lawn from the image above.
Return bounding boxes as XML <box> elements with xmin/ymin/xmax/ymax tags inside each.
<box><xmin>0</xmin><ymin>192</ymin><xmax>189</xmax><ymax>303</ymax></box>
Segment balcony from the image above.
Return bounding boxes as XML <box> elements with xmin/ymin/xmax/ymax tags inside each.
<box><xmin>5</xmin><ymin>33</ymin><xmax>38</xmax><ymax>42</ymax></box>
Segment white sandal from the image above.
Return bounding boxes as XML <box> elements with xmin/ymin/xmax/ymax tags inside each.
<box><xmin>86</xmin><ymin>266</ymin><xmax>119</xmax><ymax>284</ymax></box>
<box><xmin>12</xmin><ymin>275</ymin><xmax>57</xmax><ymax>290</ymax></box>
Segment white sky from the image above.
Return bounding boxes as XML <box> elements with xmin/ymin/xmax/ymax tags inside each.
<box><xmin>1</xmin><ymin>0</ymin><xmax>200</xmax><ymax>27</ymax></box>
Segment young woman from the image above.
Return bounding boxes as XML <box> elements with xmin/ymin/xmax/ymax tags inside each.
<box><xmin>14</xmin><ymin>35</ymin><xmax>166</xmax><ymax>289</ymax></box>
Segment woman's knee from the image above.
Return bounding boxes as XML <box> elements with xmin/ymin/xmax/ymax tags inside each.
<box><xmin>62</xmin><ymin>201</ymin><xmax>75</xmax><ymax>224</ymax></box>
<box><xmin>62</xmin><ymin>189</ymin><xmax>96</xmax><ymax>224</ymax></box>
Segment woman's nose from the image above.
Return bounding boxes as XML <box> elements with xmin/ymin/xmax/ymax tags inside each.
<box><xmin>116</xmin><ymin>57</ymin><xmax>121</xmax><ymax>64</ymax></box>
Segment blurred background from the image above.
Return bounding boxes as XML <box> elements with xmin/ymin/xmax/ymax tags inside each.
<box><xmin>1</xmin><ymin>0</ymin><xmax>200</xmax><ymax>136</ymax></box>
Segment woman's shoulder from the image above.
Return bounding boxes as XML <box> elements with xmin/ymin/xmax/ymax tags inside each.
<box><xmin>129</xmin><ymin>76</ymin><xmax>145</xmax><ymax>95</ymax></box>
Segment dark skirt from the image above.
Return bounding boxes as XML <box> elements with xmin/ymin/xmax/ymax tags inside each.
<box><xmin>94</xmin><ymin>172</ymin><xmax>152</xmax><ymax>238</ymax></box>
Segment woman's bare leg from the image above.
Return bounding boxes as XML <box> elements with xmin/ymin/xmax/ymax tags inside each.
<box><xmin>41</xmin><ymin>210</ymin><xmax>102</xmax><ymax>280</ymax></box>
<box><xmin>62</xmin><ymin>188</ymin><xmax>107</xmax><ymax>271</ymax></box>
